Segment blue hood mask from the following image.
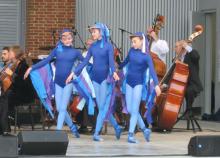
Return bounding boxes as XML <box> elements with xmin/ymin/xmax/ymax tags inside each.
<box><xmin>89</xmin><ymin>22</ymin><xmax>110</xmax><ymax>48</ymax></box>
<box><xmin>129</xmin><ymin>32</ymin><xmax>149</xmax><ymax>54</ymax></box>
<box><xmin>56</xmin><ymin>28</ymin><xmax>73</xmax><ymax>52</ymax></box>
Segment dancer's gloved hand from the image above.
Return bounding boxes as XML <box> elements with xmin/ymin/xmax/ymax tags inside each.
<box><xmin>24</xmin><ymin>67</ymin><xmax>32</xmax><ymax>79</ymax></box>
<box><xmin>113</xmin><ymin>72</ymin><xmax>120</xmax><ymax>81</ymax></box>
<box><xmin>66</xmin><ymin>72</ymin><xmax>75</xmax><ymax>84</ymax></box>
<box><xmin>155</xmin><ymin>85</ymin><xmax>161</xmax><ymax>96</ymax></box>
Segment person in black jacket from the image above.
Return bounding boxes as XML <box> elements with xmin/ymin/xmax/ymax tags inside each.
<box><xmin>174</xmin><ymin>40</ymin><xmax>203</xmax><ymax>111</ymax></box>
<box><xmin>7</xmin><ymin>46</ymin><xmax>35</xmax><ymax>128</ymax></box>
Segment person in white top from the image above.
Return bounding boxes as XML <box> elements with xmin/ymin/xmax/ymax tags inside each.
<box><xmin>147</xmin><ymin>27</ymin><xmax>169</xmax><ymax>63</ymax></box>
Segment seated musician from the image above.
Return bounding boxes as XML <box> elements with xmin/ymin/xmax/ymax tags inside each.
<box><xmin>0</xmin><ymin>47</ymin><xmax>10</xmax><ymax>135</ymax></box>
<box><xmin>165</xmin><ymin>40</ymin><xmax>203</xmax><ymax>114</ymax></box>
<box><xmin>7</xmin><ymin>46</ymin><xmax>35</xmax><ymax>126</ymax></box>
<box><xmin>176</xmin><ymin>40</ymin><xmax>203</xmax><ymax>113</ymax></box>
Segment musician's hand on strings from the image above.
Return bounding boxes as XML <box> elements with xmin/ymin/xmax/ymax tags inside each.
<box><xmin>150</xmin><ymin>31</ymin><xmax>158</xmax><ymax>41</ymax></box>
<box><xmin>182</xmin><ymin>41</ymin><xmax>188</xmax><ymax>49</ymax></box>
<box><xmin>155</xmin><ymin>85</ymin><xmax>161</xmax><ymax>96</ymax></box>
<box><xmin>161</xmin><ymin>83</ymin><xmax>168</xmax><ymax>91</ymax></box>
<box><xmin>24</xmin><ymin>67</ymin><xmax>32</xmax><ymax>79</ymax></box>
<box><xmin>66</xmin><ymin>72</ymin><xmax>75</xmax><ymax>84</ymax></box>
<box><xmin>175</xmin><ymin>60</ymin><xmax>182</xmax><ymax>64</ymax></box>
<box><xmin>113</xmin><ymin>72</ymin><xmax>120</xmax><ymax>81</ymax></box>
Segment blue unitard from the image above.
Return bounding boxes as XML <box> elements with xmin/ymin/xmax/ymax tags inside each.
<box><xmin>120</xmin><ymin>48</ymin><xmax>159</xmax><ymax>134</ymax></box>
<box><xmin>74</xmin><ymin>40</ymin><xmax>119</xmax><ymax>135</ymax></box>
<box><xmin>32</xmin><ymin>45</ymin><xmax>83</xmax><ymax>130</ymax></box>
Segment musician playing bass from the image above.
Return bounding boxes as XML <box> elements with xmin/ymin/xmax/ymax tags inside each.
<box><xmin>148</xmin><ymin>27</ymin><xmax>169</xmax><ymax>66</ymax></box>
<box><xmin>151</xmin><ymin>24</ymin><xmax>204</xmax><ymax>131</ymax></box>
<box><xmin>162</xmin><ymin>40</ymin><xmax>203</xmax><ymax>117</ymax></box>
<box><xmin>141</xmin><ymin>15</ymin><xmax>169</xmax><ymax>127</ymax></box>
<box><xmin>147</xmin><ymin>15</ymin><xmax>169</xmax><ymax>81</ymax></box>
<box><xmin>173</xmin><ymin>40</ymin><xmax>203</xmax><ymax>114</ymax></box>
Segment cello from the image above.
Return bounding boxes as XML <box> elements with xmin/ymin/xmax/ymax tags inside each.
<box><xmin>153</xmin><ymin>25</ymin><xmax>204</xmax><ymax>130</ymax></box>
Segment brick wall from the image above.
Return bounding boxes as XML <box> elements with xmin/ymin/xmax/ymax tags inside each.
<box><xmin>26</xmin><ymin>0</ymin><xmax>75</xmax><ymax>58</ymax></box>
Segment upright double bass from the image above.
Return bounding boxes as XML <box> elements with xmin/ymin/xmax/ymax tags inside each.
<box><xmin>148</xmin><ymin>14</ymin><xmax>167</xmax><ymax>81</ymax></box>
<box><xmin>153</xmin><ymin>25</ymin><xmax>204</xmax><ymax>130</ymax></box>
<box><xmin>141</xmin><ymin>14</ymin><xmax>167</xmax><ymax>118</ymax></box>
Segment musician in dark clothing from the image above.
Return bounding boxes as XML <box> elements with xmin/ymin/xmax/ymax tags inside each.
<box><xmin>0</xmin><ymin>47</ymin><xmax>10</xmax><ymax>135</ymax></box>
<box><xmin>7</xmin><ymin>60</ymin><xmax>35</xmax><ymax>111</ymax></box>
<box><xmin>7</xmin><ymin>46</ymin><xmax>35</xmax><ymax>128</ymax></box>
<box><xmin>174</xmin><ymin>40</ymin><xmax>203</xmax><ymax>111</ymax></box>
<box><xmin>162</xmin><ymin>40</ymin><xmax>203</xmax><ymax>130</ymax></box>
<box><xmin>164</xmin><ymin>40</ymin><xmax>203</xmax><ymax>107</ymax></box>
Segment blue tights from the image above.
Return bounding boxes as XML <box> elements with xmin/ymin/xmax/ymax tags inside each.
<box><xmin>93</xmin><ymin>80</ymin><xmax>118</xmax><ymax>134</ymax></box>
<box><xmin>55</xmin><ymin>83</ymin><xmax>74</xmax><ymax>130</ymax></box>
<box><xmin>125</xmin><ymin>84</ymin><xmax>146</xmax><ymax>133</ymax></box>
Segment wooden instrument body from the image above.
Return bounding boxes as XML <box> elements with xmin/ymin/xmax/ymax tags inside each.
<box><xmin>150</xmin><ymin>52</ymin><xmax>166</xmax><ymax>81</ymax></box>
<box><xmin>69</xmin><ymin>96</ymin><xmax>81</xmax><ymax>114</ymax></box>
<box><xmin>140</xmin><ymin>14</ymin><xmax>167</xmax><ymax>121</ymax></box>
<box><xmin>152</xmin><ymin>24</ymin><xmax>203</xmax><ymax>130</ymax></box>
<box><xmin>148</xmin><ymin>14</ymin><xmax>167</xmax><ymax>81</ymax></box>
<box><xmin>155</xmin><ymin>62</ymin><xmax>189</xmax><ymax>130</ymax></box>
<box><xmin>0</xmin><ymin>66</ymin><xmax>13</xmax><ymax>92</ymax></box>
<box><xmin>2</xmin><ymin>76</ymin><xmax>12</xmax><ymax>92</ymax></box>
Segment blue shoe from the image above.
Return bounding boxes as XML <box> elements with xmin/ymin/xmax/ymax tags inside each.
<box><xmin>115</xmin><ymin>126</ymin><xmax>122</xmax><ymax>140</ymax></box>
<box><xmin>70</xmin><ymin>124</ymin><xmax>80</xmax><ymax>138</ymax></box>
<box><xmin>93</xmin><ymin>133</ymin><xmax>103</xmax><ymax>141</ymax></box>
<box><xmin>142</xmin><ymin>128</ymin><xmax>151</xmax><ymax>142</ymax></box>
<box><xmin>128</xmin><ymin>133</ymin><xmax>137</xmax><ymax>143</ymax></box>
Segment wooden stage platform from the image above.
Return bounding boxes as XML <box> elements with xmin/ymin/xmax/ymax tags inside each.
<box><xmin>14</xmin><ymin>120</ymin><xmax>220</xmax><ymax>157</ymax></box>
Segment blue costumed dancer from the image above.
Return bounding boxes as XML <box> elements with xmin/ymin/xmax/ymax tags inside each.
<box><xmin>67</xmin><ymin>22</ymin><xmax>122</xmax><ymax>141</ymax></box>
<box><xmin>24</xmin><ymin>29</ymin><xmax>83</xmax><ymax>138</ymax></box>
<box><xmin>119</xmin><ymin>32</ymin><xmax>161</xmax><ymax>143</ymax></box>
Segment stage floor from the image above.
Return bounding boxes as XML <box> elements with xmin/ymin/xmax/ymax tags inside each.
<box><xmin>16</xmin><ymin>120</ymin><xmax>220</xmax><ymax>157</ymax></box>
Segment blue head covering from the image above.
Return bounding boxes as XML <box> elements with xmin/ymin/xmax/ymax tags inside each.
<box><xmin>130</xmin><ymin>32</ymin><xmax>149</xmax><ymax>54</ymax></box>
<box><xmin>60</xmin><ymin>28</ymin><xmax>72</xmax><ymax>37</ymax></box>
<box><xmin>56</xmin><ymin>28</ymin><xmax>73</xmax><ymax>52</ymax></box>
<box><xmin>89</xmin><ymin>22</ymin><xmax>110</xmax><ymax>48</ymax></box>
